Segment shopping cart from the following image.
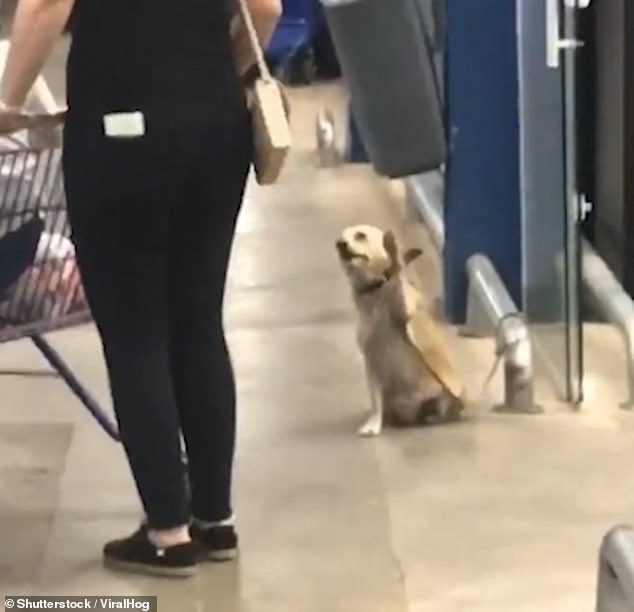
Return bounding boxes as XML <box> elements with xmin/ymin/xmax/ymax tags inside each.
<box><xmin>0</xmin><ymin>130</ymin><xmax>119</xmax><ymax>440</ymax></box>
<box><xmin>265</xmin><ymin>0</ymin><xmax>325</xmax><ymax>84</ymax></box>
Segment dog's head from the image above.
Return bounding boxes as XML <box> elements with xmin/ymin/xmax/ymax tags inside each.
<box><xmin>335</xmin><ymin>225</ymin><xmax>422</xmax><ymax>294</ymax></box>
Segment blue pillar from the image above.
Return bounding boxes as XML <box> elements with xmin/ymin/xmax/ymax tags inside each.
<box><xmin>443</xmin><ymin>0</ymin><xmax>522</xmax><ymax>323</ymax></box>
<box><xmin>346</xmin><ymin>109</ymin><xmax>369</xmax><ymax>164</ymax></box>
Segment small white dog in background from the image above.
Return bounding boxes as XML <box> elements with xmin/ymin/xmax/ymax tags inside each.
<box><xmin>336</xmin><ymin>224</ymin><xmax>464</xmax><ymax>437</ymax></box>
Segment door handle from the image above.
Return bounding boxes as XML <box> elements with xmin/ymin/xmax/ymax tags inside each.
<box><xmin>546</xmin><ymin>0</ymin><xmax>585</xmax><ymax>69</ymax></box>
<box><xmin>546</xmin><ymin>0</ymin><xmax>561</xmax><ymax>68</ymax></box>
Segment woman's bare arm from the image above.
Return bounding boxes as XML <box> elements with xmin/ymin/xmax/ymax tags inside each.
<box><xmin>230</xmin><ymin>0</ymin><xmax>282</xmax><ymax>77</ymax></box>
<box><xmin>0</xmin><ymin>0</ymin><xmax>75</xmax><ymax>109</ymax></box>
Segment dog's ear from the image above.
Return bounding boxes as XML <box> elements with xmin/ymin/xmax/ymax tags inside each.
<box><xmin>383</xmin><ymin>230</ymin><xmax>401</xmax><ymax>277</ymax></box>
<box><xmin>383</xmin><ymin>230</ymin><xmax>399</xmax><ymax>263</ymax></box>
<box><xmin>403</xmin><ymin>248</ymin><xmax>423</xmax><ymax>266</ymax></box>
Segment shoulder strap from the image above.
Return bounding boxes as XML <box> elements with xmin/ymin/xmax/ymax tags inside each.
<box><xmin>236</xmin><ymin>0</ymin><xmax>273</xmax><ymax>82</ymax></box>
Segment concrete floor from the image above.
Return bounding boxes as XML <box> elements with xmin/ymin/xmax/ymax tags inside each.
<box><xmin>1</xmin><ymin>44</ymin><xmax>634</xmax><ymax>611</ymax></box>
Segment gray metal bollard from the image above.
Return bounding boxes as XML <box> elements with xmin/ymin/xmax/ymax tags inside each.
<box><xmin>597</xmin><ymin>525</ymin><xmax>634</xmax><ymax>612</ymax></box>
<box><xmin>581</xmin><ymin>240</ymin><xmax>634</xmax><ymax>410</ymax></box>
<box><xmin>315</xmin><ymin>108</ymin><xmax>341</xmax><ymax>168</ymax></box>
<box><xmin>320</xmin><ymin>0</ymin><xmax>446</xmax><ymax>178</ymax></box>
<box><xmin>464</xmin><ymin>254</ymin><xmax>542</xmax><ymax>414</ymax></box>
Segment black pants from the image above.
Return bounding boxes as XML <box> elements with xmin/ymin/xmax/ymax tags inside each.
<box><xmin>62</xmin><ymin>107</ymin><xmax>252</xmax><ymax>528</ymax></box>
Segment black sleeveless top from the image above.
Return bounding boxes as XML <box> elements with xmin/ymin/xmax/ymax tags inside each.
<box><xmin>66</xmin><ymin>0</ymin><xmax>243</xmax><ymax>122</ymax></box>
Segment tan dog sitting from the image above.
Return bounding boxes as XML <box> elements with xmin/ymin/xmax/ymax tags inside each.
<box><xmin>336</xmin><ymin>224</ymin><xmax>464</xmax><ymax>437</ymax></box>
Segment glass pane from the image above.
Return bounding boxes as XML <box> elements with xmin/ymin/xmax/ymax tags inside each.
<box><xmin>518</xmin><ymin>0</ymin><xmax>583</xmax><ymax>402</ymax></box>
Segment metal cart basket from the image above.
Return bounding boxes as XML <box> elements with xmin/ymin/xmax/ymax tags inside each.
<box><xmin>0</xmin><ymin>131</ymin><xmax>119</xmax><ymax>440</ymax></box>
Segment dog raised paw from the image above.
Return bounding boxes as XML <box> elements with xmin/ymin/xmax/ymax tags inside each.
<box><xmin>358</xmin><ymin>417</ymin><xmax>382</xmax><ymax>437</ymax></box>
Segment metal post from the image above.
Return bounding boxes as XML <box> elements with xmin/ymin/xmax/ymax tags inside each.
<box><xmin>405</xmin><ymin>174</ymin><xmax>445</xmax><ymax>250</ymax></box>
<box><xmin>465</xmin><ymin>253</ymin><xmax>541</xmax><ymax>414</ymax></box>
<box><xmin>597</xmin><ymin>525</ymin><xmax>634</xmax><ymax>612</ymax></box>
<box><xmin>581</xmin><ymin>240</ymin><xmax>634</xmax><ymax>409</ymax></box>
<box><xmin>315</xmin><ymin>108</ymin><xmax>341</xmax><ymax>168</ymax></box>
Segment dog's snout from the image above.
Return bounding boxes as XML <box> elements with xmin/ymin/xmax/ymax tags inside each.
<box><xmin>336</xmin><ymin>239</ymin><xmax>350</xmax><ymax>258</ymax></box>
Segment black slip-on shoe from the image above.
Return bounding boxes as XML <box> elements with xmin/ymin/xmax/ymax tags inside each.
<box><xmin>103</xmin><ymin>525</ymin><xmax>200</xmax><ymax>578</ymax></box>
<box><xmin>190</xmin><ymin>522</ymin><xmax>239</xmax><ymax>562</ymax></box>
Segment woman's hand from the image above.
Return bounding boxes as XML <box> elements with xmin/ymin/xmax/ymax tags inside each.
<box><xmin>0</xmin><ymin>103</ymin><xmax>66</xmax><ymax>138</ymax></box>
<box><xmin>0</xmin><ymin>105</ymin><xmax>30</xmax><ymax>135</ymax></box>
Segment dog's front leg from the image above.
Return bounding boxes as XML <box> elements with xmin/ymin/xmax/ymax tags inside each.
<box><xmin>358</xmin><ymin>361</ymin><xmax>383</xmax><ymax>437</ymax></box>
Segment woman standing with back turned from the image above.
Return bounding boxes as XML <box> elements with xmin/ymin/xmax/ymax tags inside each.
<box><xmin>0</xmin><ymin>0</ymin><xmax>281</xmax><ymax>577</ymax></box>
